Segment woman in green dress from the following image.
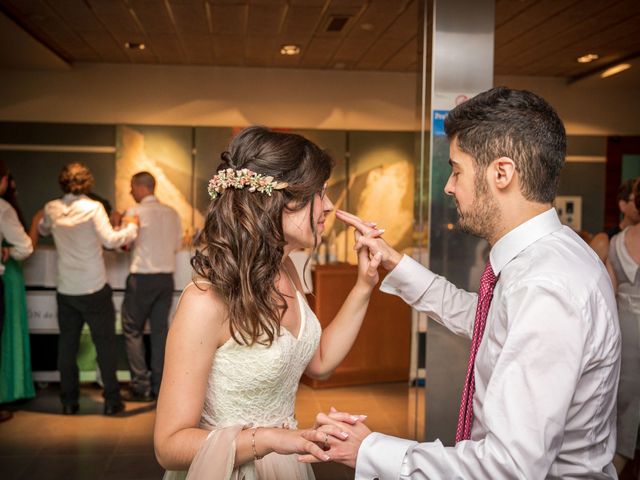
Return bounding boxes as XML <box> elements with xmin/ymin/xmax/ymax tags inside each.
<box><xmin>1</xmin><ymin>174</ymin><xmax>35</xmax><ymax>404</ymax></box>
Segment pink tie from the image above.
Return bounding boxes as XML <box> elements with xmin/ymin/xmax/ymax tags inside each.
<box><xmin>455</xmin><ymin>261</ymin><xmax>498</xmax><ymax>442</ymax></box>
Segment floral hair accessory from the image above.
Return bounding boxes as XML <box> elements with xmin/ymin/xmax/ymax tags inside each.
<box><xmin>207</xmin><ymin>168</ymin><xmax>288</xmax><ymax>200</ymax></box>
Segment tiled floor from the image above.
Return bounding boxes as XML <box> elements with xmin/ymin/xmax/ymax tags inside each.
<box><xmin>0</xmin><ymin>382</ymin><xmax>422</xmax><ymax>480</ymax></box>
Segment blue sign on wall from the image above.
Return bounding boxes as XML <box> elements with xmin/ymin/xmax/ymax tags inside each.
<box><xmin>432</xmin><ymin>110</ymin><xmax>449</xmax><ymax>136</ymax></box>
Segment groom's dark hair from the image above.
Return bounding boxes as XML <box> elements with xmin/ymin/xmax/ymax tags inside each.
<box><xmin>445</xmin><ymin>86</ymin><xmax>566</xmax><ymax>204</ymax></box>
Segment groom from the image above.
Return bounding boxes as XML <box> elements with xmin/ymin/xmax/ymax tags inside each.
<box><xmin>307</xmin><ymin>87</ymin><xmax>621</xmax><ymax>478</ymax></box>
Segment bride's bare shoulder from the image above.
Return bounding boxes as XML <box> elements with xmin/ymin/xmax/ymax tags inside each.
<box><xmin>172</xmin><ymin>279</ymin><xmax>228</xmax><ymax>335</ymax></box>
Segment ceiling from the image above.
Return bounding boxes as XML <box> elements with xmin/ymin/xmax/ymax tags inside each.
<box><xmin>0</xmin><ymin>0</ymin><xmax>638</xmax><ymax>80</ymax></box>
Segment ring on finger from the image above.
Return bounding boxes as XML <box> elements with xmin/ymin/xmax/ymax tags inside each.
<box><xmin>323</xmin><ymin>432</ymin><xmax>329</xmax><ymax>448</ymax></box>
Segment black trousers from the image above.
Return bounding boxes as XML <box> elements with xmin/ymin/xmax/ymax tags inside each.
<box><xmin>121</xmin><ymin>273</ymin><xmax>173</xmax><ymax>396</ymax></box>
<box><xmin>56</xmin><ymin>284</ymin><xmax>121</xmax><ymax>406</ymax></box>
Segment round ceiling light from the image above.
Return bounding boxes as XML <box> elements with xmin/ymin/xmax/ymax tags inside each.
<box><xmin>280</xmin><ymin>44</ymin><xmax>301</xmax><ymax>56</ymax></box>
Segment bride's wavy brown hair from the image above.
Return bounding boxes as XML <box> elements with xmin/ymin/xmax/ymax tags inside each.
<box><xmin>191</xmin><ymin>126</ymin><xmax>333</xmax><ymax>346</ymax></box>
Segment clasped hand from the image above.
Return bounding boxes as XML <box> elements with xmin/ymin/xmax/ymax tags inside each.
<box><xmin>296</xmin><ymin>407</ymin><xmax>372</xmax><ymax>468</ymax></box>
<box><xmin>336</xmin><ymin>210</ymin><xmax>403</xmax><ymax>278</ymax></box>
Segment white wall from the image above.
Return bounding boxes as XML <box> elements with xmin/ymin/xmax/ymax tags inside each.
<box><xmin>0</xmin><ymin>62</ymin><xmax>639</xmax><ymax>135</ymax></box>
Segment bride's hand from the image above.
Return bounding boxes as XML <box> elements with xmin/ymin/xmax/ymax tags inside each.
<box><xmin>354</xmin><ymin>228</ymin><xmax>383</xmax><ymax>288</ymax></box>
<box><xmin>337</xmin><ymin>212</ymin><xmax>385</xmax><ymax>289</ymax></box>
<box><xmin>263</xmin><ymin>426</ymin><xmax>349</xmax><ymax>461</ymax></box>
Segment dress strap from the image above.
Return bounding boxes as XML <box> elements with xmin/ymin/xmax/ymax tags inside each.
<box><xmin>176</xmin><ymin>278</ymin><xmax>214</xmax><ymax>309</ymax></box>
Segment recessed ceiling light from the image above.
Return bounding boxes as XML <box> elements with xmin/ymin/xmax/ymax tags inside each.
<box><xmin>125</xmin><ymin>42</ymin><xmax>146</xmax><ymax>50</ymax></box>
<box><xmin>576</xmin><ymin>53</ymin><xmax>599</xmax><ymax>63</ymax></box>
<box><xmin>601</xmin><ymin>63</ymin><xmax>631</xmax><ymax>78</ymax></box>
<box><xmin>360</xmin><ymin>23</ymin><xmax>374</xmax><ymax>31</ymax></box>
<box><xmin>280</xmin><ymin>44</ymin><xmax>300</xmax><ymax>56</ymax></box>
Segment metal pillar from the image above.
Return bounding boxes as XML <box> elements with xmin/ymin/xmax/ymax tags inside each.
<box><xmin>424</xmin><ymin>0</ymin><xmax>495</xmax><ymax>444</ymax></box>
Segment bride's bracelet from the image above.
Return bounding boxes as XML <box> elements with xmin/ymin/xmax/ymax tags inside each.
<box><xmin>251</xmin><ymin>427</ymin><xmax>263</xmax><ymax>460</ymax></box>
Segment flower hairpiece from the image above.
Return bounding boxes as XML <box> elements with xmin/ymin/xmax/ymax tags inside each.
<box><xmin>207</xmin><ymin>168</ymin><xmax>288</xmax><ymax>200</ymax></box>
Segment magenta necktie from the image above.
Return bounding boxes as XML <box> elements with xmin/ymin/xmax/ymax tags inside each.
<box><xmin>455</xmin><ymin>261</ymin><xmax>498</xmax><ymax>442</ymax></box>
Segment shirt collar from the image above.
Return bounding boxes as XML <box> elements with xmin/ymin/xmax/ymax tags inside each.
<box><xmin>490</xmin><ymin>208</ymin><xmax>563</xmax><ymax>276</ymax></box>
<box><xmin>140</xmin><ymin>195</ymin><xmax>157</xmax><ymax>204</ymax></box>
<box><xmin>62</xmin><ymin>193</ymin><xmax>85</xmax><ymax>202</ymax></box>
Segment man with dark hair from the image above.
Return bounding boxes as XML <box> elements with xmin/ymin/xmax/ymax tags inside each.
<box><xmin>311</xmin><ymin>87</ymin><xmax>620</xmax><ymax>478</ymax></box>
<box><xmin>590</xmin><ymin>177</ymin><xmax>640</xmax><ymax>262</ymax></box>
<box><xmin>0</xmin><ymin>160</ymin><xmax>33</xmax><ymax>422</ymax></box>
<box><xmin>37</xmin><ymin>163</ymin><xmax>139</xmax><ymax>415</ymax></box>
<box><xmin>121</xmin><ymin>171</ymin><xmax>182</xmax><ymax>401</ymax></box>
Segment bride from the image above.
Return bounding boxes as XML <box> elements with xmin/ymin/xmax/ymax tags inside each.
<box><xmin>154</xmin><ymin>126</ymin><xmax>382</xmax><ymax>479</ymax></box>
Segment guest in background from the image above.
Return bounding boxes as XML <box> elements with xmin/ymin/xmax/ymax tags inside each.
<box><xmin>37</xmin><ymin>163</ymin><xmax>138</xmax><ymax>416</ymax></box>
<box><xmin>0</xmin><ymin>170</ymin><xmax>36</xmax><ymax>410</ymax></box>
<box><xmin>590</xmin><ymin>177</ymin><xmax>640</xmax><ymax>263</ymax></box>
<box><xmin>0</xmin><ymin>161</ymin><xmax>33</xmax><ymax>422</ymax></box>
<box><xmin>121</xmin><ymin>171</ymin><xmax>182</xmax><ymax>401</ymax></box>
<box><xmin>606</xmin><ymin>178</ymin><xmax>640</xmax><ymax>478</ymax></box>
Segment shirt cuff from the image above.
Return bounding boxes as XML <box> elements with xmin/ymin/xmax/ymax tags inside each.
<box><xmin>37</xmin><ymin>218</ymin><xmax>50</xmax><ymax>236</ymax></box>
<box><xmin>380</xmin><ymin>254</ymin><xmax>437</xmax><ymax>305</ymax></box>
<box><xmin>355</xmin><ymin>432</ymin><xmax>417</xmax><ymax>480</ymax></box>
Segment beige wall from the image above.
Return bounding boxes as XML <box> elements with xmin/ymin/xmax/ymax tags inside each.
<box><xmin>0</xmin><ymin>63</ymin><xmax>639</xmax><ymax>135</ymax></box>
<box><xmin>0</xmin><ymin>63</ymin><xmax>417</xmax><ymax>131</ymax></box>
<box><xmin>495</xmin><ymin>74</ymin><xmax>640</xmax><ymax>136</ymax></box>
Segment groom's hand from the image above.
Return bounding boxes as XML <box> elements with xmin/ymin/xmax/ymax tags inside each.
<box><xmin>335</xmin><ymin>210</ymin><xmax>403</xmax><ymax>271</ymax></box>
<box><xmin>299</xmin><ymin>409</ymin><xmax>372</xmax><ymax>468</ymax></box>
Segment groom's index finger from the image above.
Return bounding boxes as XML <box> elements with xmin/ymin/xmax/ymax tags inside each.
<box><xmin>335</xmin><ymin>210</ymin><xmax>369</xmax><ymax>233</ymax></box>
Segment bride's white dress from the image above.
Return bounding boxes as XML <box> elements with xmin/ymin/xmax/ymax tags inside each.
<box><xmin>164</xmin><ymin>281</ymin><xmax>321</xmax><ymax>480</ymax></box>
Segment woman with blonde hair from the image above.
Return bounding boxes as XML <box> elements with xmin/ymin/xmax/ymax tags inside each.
<box><xmin>154</xmin><ymin>126</ymin><xmax>381</xmax><ymax>479</ymax></box>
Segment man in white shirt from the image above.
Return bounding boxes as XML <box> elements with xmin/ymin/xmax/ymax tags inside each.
<box><xmin>38</xmin><ymin>163</ymin><xmax>138</xmax><ymax>416</ymax></box>
<box><xmin>309</xmin><ymin>87</ymin><xmax>621</xmax><ymax>479</ymax></box>
<box><xmin>121</xmin><ymin>171</ymin><xmax>182</xmax><ymax>401</ymax></box>
<box><xmin>0</xmin><ymin>161</ymin><xmax>33</xmax><ymax>422</ymax></box>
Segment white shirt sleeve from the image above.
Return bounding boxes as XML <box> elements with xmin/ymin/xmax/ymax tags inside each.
<box><xmin>38</xmin><ymin>207</ymin><xmax>52</xmax><ymax>237</ymax></box>
<box><xmin>380</xmin><ymin>254</ymin><xmax>478</xmax><ymax>338</ymax></box>
<box><xmin>1</xmin><ymin>205</ymin><xmax>33</xmax><ymax>260</ymax></box>
<box><xmin>92</xmin><ymin>203</ymin><xmax>138</xmax><ymax>249</ymax></box>
<box><xmin>357</xmin><ymin>281</ymin><xmax>591</xmax><ymax>479</ymax></box>
<box><xmin>355</xmin><ymin>432</ymin><xmax>417</xmax><ymax>480</ymax></box>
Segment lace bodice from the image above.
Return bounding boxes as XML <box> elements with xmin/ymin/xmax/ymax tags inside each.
<box><xmin>200</xmin><ymin>291</ymin><xmax>321</xmax><ymax>429</ymax></box>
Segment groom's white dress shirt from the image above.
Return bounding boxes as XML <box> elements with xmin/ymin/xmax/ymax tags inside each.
<box><xmin>356</xmin><ymin>209</ymin><xmax>620</xmax><ymax>479</ymax></box>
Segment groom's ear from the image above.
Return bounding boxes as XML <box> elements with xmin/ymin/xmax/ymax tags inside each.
<box><xmin>490</xmin><ymin>157</ymin><xmax>516</xmax><ymax>192</ymax></box>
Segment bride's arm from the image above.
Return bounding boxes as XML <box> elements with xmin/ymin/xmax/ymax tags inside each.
<box><xmin>154</xmin><ymin>283</ymin><xmax>336</xmax><ymax>470</ymax></box>
<box><xmin>153</xmin><ymin>285</ymin><xmax>227</xmax><ymax>470</ymax></box>
<box><xmin>303</xmin><ymin>241</ymin><xmax>382</xmax><ymax>380</ymax></box>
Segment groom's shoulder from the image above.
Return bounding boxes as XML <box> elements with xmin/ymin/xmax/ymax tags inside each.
<box><xmin>505</xmin><ymin>227</ymin><xmax>607</xmax><ymax>296</ymax></box>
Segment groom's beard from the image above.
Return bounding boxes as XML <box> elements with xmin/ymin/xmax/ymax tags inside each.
<box><xmin>455</xmin><ymin>181</ymin><xmax>499</xmax><ymax>241</ymax></box>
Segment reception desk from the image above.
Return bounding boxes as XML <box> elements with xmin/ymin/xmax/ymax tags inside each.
<box><xmin>302</xmin><ymin>264</ymin><xmax>411</xmax><ymax>388</ymax></box>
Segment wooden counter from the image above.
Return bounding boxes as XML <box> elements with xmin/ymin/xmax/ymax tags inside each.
<box><xmin>302</xmin><ymin>263</ymin><xmax>411</xmax><ymax>388</ymax></box>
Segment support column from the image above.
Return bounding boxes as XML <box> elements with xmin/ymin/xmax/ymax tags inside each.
<box><xmin>425</xmin><ymin>0</ymin><xmax>495</xmax><ymax>444</ymax></box>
